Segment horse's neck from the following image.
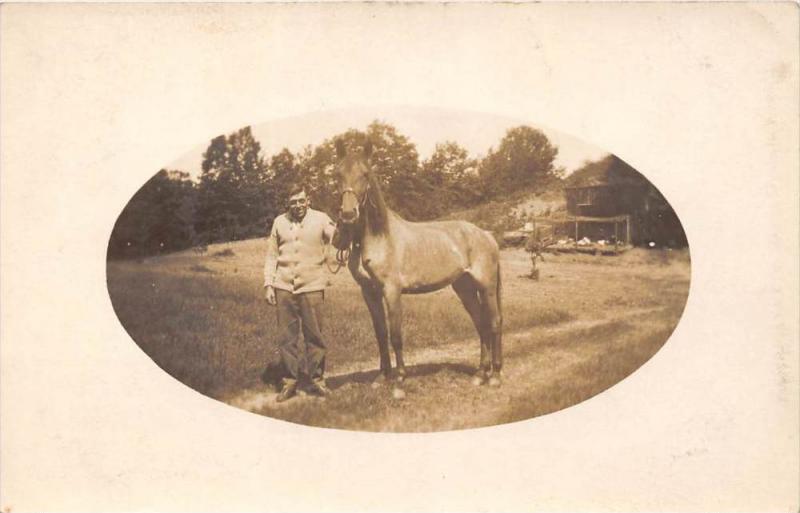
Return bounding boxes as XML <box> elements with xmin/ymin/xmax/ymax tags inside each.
<box><xmin>363</xmin><ymin>179</ymin><xmax>390</xmax><ymax>238</ymax></box>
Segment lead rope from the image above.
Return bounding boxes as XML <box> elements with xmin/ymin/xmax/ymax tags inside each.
<box><xmin>326</xmin><ymin>245</ymin><xmax>351</xmax><ymax>274</ymax></box>
<box><xmin>326</xmin><ymin>219</ymin><xmax>352</xmax><ymax>274</ymax></box>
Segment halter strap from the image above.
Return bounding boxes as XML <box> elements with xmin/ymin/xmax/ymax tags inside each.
<box><xmin>341</xmin><ymin>186</ymin><xmax>369</xmax><ymax>207</ymax></box>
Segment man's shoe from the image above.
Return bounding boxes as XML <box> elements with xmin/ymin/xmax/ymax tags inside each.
<box><xmin>276</xmin><ymin>381</ymin><xmax>297</xmax><ymax>403</ymax></box>
<box><xmin>308</xmin><ymin>379</ymin><xmax>331</xmax><ymax>397</ymax></box>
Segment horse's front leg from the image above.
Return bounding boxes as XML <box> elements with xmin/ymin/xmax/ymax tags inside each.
<box><xmin>383</xmin><ymin>284</ymin><xmax>406</xmax><ymax>383</ymax></box>
<box><xmin>360</xmin><ymin>285</ymin><xmax>391</xmax><ymax>384</ymax></box>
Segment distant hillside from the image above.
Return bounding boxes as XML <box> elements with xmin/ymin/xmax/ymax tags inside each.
<box><xmin>440</xmin><ymin>183</ymin><xmax>565</xmax><ymax>237</ymax></box>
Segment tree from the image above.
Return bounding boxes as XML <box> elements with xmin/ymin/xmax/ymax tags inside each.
<box><xmin>423</xmin><ymin>141</ymin><xmax>474</xmax><ymax>185</ymax></box>
<box><xmin>295</xmin><ymin>122</ymin><xmax>439</xmax><ymax>220</ymax></box>
<box><xmin>268</xmin><ymin>148</ymin><xmax>301</xmax><ymax>218</ymax></box>
<box><xmin>289</xmin><ymin>146</ymin><xmax>331</xmax><ymax>217</ymax></box>
<box><xmin>195</xmin><ymin>126</ymin><xmax>270</xmax><ymax>242</ymax></box>
<box><xmin>108</xmin><ymin>169</ymin><xmax>196</xmax><ymax>258</ymax></box>
<box><xmin>479</xmin><ymin>126</ymin><xmax>560</xmax><ymax>197</ymax></box>
<box><xmin>365</xmin><ymin>122</ymin><xmax>419</xmax><ymax>185</ymax></box>
<box><xmin>362</xmin><ymin>121</ymin><xmax>430</xmax><ymax>220</ymax></box>
<box><xmin>421</xmin><ymin>141</ymin><xmax>482</xmax><ymax>210</ymax></box>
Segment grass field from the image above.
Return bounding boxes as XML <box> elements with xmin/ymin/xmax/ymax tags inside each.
<box><xmin>106</xmin><ymin>239</ymin><xmax>690</xmax><ymax>432</ymax></box>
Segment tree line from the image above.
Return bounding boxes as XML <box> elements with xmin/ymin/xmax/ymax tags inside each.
<box><xmin>108</xmin><ymin>121</ymin><xmax>564</xmax><ymax>259</ymax></box>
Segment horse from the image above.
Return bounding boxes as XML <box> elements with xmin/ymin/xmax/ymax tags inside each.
<box><xmin>332</xmin><ymin>139</ymin><xmax>503</xmax><ymax>394</ymax></box>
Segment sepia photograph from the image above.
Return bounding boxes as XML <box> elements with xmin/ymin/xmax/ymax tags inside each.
<box><xmin>106</xmin><ymin>108</ymin><xmax>691</xmax><ymax>431</ymax></box>
<box><xmin>2</xmin><ymin>3</ymin><xmax>797</xmax><ymax>512</ymax></box>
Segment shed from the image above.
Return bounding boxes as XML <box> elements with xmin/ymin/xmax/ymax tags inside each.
<box><xmin>563</xmin><ymin>156</ymin><xmax>687</xmax><ymax>247</ymax></box>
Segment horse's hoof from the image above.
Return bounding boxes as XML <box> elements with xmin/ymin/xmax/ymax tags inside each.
<box><xmin>371</xmin><ymin>373</ymin><xmax>389</xmax><ymax>389</ymax></box>
<box><xmin>471</xmin><ymin>374</ymin><xmax>487</xmax><ymax>386</ymax></box>
<box><xmin>488</xmin><ymin>375</ymin><xmax>502</xmax><ymax>387</ymax></box>
<box><xmin>392</xmin><ymin>387</ymin><xmax>406</xmax><ymax>400</ymax></box>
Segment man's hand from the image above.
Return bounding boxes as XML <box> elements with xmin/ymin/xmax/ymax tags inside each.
<box><xmin>265</xmin><ymin>286</ymin><xmax>276</xmax><ymax>306</ymax></box>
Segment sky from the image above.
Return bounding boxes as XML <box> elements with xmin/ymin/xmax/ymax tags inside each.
<box><xmin>167</xmin><ymin>106</ymin><xmax>609</xmax><ymax>179</ymax></box>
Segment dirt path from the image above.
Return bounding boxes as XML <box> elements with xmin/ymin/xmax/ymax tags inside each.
<box><xmin>226</xmin><ymin>306</ymin><xmax>669</xmax><ymax>424</ymax></box>
<box><xmin>329</xmin><ymin>306</ymin><xmax>664</xmax><ymax>378</ymax></box>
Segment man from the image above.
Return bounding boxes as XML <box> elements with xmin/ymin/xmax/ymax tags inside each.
<box><xmin>264</xmin><ymin>184</ymin><xmax>337</xmax><ymax>402</ymax></box>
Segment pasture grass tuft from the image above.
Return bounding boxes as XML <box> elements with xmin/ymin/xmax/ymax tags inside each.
<box><xmin>212</xmin><ymin>248</ymin><xmax>236</xmax><ymax>257</ymax></box>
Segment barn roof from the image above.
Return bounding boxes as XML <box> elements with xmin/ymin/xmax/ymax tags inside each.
<box><xmin>565</xmin><ymin>155</ymin><xmax>646</xmax><ymax>189</ymax></box>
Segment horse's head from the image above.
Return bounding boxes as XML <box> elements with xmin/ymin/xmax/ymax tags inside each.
<box><xmin>334</xmin><ymin>138</ymin><xmax>373</xmax><ymax>224</ymax></box>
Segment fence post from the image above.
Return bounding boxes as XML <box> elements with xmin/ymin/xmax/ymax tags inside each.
<box><xmin>626</xmin><ymin>215</ymin><xmax>631</xmax><ymax>244</ymax></box>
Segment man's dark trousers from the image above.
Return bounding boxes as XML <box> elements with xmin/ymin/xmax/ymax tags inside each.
<box><xmin>275</xmin><ymin>289</ymin><xmax>327</xmax><ymax>384</ymax></box>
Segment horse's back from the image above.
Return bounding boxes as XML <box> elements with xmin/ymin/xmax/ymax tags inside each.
<box><xmin>399</xmin><ymin>217</ymin><xmax>491</xmax><ymax>248</ymax></box>
<box><xmin>429</xmin><ymin>219</ymin><xmax>498</xmax><ymax>257</ymax></box>
<box><xmin>395</xmin><ymin>216</ymin><xmax>499</xmax><ymax>287</ymax></box>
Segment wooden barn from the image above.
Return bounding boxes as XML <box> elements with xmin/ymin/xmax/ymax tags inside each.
<box><xmin>562</xmin><ymin>155</ymin><xmax>687</xmax><ymax>247</ymax></box>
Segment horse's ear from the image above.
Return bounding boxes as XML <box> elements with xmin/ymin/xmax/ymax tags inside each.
<box><xmin>363</xmin><ymin>139</ymin><xmax>373</xmax><ymax>158</ymax></box>
<box><xmin>335</xmin><ymin>139</ymin><xmax>347</xmax><ymax>159</ymax></box>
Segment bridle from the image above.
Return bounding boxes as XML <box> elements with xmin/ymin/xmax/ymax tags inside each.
<box><xmin>340</xmin><ymin>184</ymin><xmax>374</xmax><ymax>214</ymax></box>
<box><xmin>325</xmin><ymin>184</ymin><xmax>370</xmax><ymax>274</ymax></box>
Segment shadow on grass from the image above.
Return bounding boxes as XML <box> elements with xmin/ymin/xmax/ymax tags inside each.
<box><xmin>260</xmin><ymin>360</ymin><xmax>476</xmax><ymax>391</ymax></box>
<box><xmin>329</xmin><ymin>361</ymin><xmax>477</xmax><ymax>389</ymax></box>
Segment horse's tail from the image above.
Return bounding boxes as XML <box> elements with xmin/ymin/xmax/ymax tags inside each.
<box><xmin>496</xmin><ymin>260</ymin><xmax>503</xmax><ymax>320</ymax></box>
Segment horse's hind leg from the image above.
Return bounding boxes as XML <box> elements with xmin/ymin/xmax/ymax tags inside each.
<box><xmin>453</xmin><ymin>275</ymin><xmax>491</xmax><ymax>385</ymax></box>
<box><xmin>361</xmin><ymin>285</ymin><xmax>392</xmax><ymax>384</ymax></box>
<box><xmin>478</xmin><ymin>278</ymin><xmax>503</xmax><ymax>387</ymax></box>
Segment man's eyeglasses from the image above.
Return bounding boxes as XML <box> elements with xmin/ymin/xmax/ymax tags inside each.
<box><xmin>288</xmin><ymin>198</ymin><xmax>308</xmax><ymax>206</ymax></box>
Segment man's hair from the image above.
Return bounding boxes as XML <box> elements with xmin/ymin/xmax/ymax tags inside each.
<box><xmin>288</xmin><ymin>183</ymin><xmax>308</xmax><ymax>198</ymax></box>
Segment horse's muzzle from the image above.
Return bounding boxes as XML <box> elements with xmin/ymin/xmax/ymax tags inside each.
<box><xmin>339</xmin><ymin>207</ymin><xmax>359</xmax><ymax>224</ymax></box>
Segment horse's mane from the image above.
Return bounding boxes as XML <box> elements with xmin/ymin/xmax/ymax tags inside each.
<box><xmin>364</xmin><ymin>167</ymin><xmax>389</xmax><ymax>236</ymax></box>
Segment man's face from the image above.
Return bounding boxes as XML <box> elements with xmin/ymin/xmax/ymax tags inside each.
<box><xmin>288</xmin><ymin>190</ymin><xmax>309</xmax><ymax>220</ymax></box>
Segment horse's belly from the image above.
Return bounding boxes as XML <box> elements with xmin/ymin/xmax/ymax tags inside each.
<box><xmin>400</xmin><ymin>268</ymin><xmax>465</xmax><ymax>294</ymax></box>
<box><xmin>402</xmin><ymin>282</ymin><xmax>451</xmax><ymax>294</ymax></box>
